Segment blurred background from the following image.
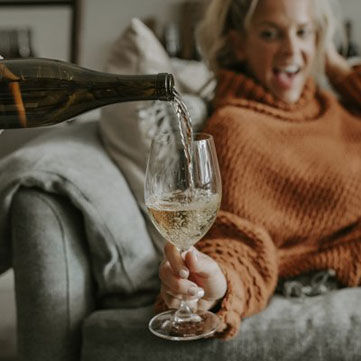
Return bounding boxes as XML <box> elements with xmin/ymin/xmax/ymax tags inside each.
<box><xmin>0</xmin><ymin>0</ymin><xmax>207</xmax><ymax>71</ymax></box>
<box><xmin>0</xmin><ymin>0</ymin><xmax>358</xmax><ymax>70</ymax></box>
<box><xmin>0</xmin><ymin>0</ymin><xmax>360</xmax><ymax>360</ymax></box>
<box><xmin>0</xmin><ymin>0</ymin><xmax>360</xmax><ymax>158</ymax></box>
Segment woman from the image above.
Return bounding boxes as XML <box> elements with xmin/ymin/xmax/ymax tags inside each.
<box><xmin>156</xmin><ymin>0</ymin><xmax>361</xmax><ymax>339</ymax></box>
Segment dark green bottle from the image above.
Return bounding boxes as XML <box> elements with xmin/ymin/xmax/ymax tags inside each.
<box><xmin>0</xmin><ymin>58</ymin><xmax>175</xmax><ymax>129</ymax></box>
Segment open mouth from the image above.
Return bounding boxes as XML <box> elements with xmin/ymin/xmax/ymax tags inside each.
<box><xmin>273</xmin><ymin>65</ymin><xmax>301</xmax><ymax>88</ymax></box>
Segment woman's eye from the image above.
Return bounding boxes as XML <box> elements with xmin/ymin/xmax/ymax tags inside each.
<box><xmin>260</xmin><ymin>30</ymin><xmax>278</xmax><ymax>41</ymax></box>
<box><xmin>297</xmin><ymin>27</ymin><xmax>313</xmax><ymax>38</ymax></box>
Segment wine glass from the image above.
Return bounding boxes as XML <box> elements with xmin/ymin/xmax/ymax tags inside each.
<box><xmin>145</xmin><ymin>131</ymin><xmax>222</xmax><ymax>341</ymax></box>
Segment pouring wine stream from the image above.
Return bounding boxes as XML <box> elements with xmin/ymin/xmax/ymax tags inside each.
<box><xmin>145</xmin><ymin>88</ymin><xmax>222</xmax><ymax>340</ymax></box>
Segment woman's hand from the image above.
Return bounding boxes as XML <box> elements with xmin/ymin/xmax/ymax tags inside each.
<box><xmin>325</xmin><ymin>42</ymin><xmax>352</xmax><ymax>84</ymax></box>
<box><xmin>159</xmin><ymin>242</ymin><xmax>227</xmax><ymax>312</ymax></box>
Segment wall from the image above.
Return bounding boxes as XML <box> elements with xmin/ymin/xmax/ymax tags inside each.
<box><xmin>80</xmin><ymin>0</ymin><xmax>184</xmax><ymax>71</ymax></box>
<box><xmin>341</xmin><ymin>0</ymin><xmax>361</xmax><ymax>49</ymax></box>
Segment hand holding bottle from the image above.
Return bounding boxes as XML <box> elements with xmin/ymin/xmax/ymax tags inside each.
<box><xmin>159</xmin><ymin>242</ymin><xmax>227</xmax><ymax>312</ymax></box>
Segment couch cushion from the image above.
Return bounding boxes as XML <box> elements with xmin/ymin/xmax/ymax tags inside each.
<box><xmin>81</xmin><ymin>288</ymin><xmax>361</xmax><ymax>361</ymax></box>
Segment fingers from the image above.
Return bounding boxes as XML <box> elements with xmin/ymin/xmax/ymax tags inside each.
<box><xmin>185</xmin><ymin>247</ymin><xmax>218</xmax><ymax>278</ymax></box>
<box><xmin>160</xmin><ymin>283</ymin><xmax>203</xmax><ymax>303</ymax></box>
<box><xmin>160</xmin><ymin>285</ymin><xmax>198</xmax><ymax>310</ymax></box>
<box><xmin>160</xmin><ymin>242</ymin><xmax>227</xmax><ymax>311</ymax></box>
<box><xmin>159</xmin><ymin>259</ymin><xmax>203</xmax><ymax>297</ymax></box>
<box><xmin>164</xmin><ymin>242</ymin><xmax>189</xmax><ymax>279</ymax></box>
<box><xmin>185</xmin><ymin>247</ymin><xmax>227</xmax><ymax>301</ymax></box>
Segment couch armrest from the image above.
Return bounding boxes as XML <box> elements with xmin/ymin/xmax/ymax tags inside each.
<box><xmin>11</xmin><ymin>188</ymin><xmax>96</xmax><ymax>361</ymax></box>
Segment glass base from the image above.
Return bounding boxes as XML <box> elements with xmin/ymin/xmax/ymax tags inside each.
<box><xmin>149</xmin><ymin>309</ymin><xmax>220</xmax><ymax>341</ymax></box>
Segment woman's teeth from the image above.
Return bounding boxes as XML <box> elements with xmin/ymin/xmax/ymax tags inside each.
<box><xmin>273</xmin><ymin>65</ymin><xmax>301</xmax><ymax>89</ymax></box>
<box><xmin>274</xmin><ymin>65</ymin><xmax>300</xmax><ymax>75</ymax></box>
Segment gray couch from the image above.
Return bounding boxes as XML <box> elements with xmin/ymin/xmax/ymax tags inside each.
<box><xmin>1</xmin><ymin>121</ymin><xmax>361</xmax><ymax>361</ymax></box>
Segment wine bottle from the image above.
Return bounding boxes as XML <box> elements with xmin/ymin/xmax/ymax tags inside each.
<box><xmin>0</xmin><ymin>58</ymin><xmax>175</xmax><ymax>129</ymax></box>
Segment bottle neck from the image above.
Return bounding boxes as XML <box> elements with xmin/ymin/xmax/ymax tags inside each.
<box><xmin>155</xmin><ymin>73</ymin><xmax>175</xmax><ymax>101</ymax></box>
<box><xmin>80</xmin><ymin>72</ymin><xmax>175</xmax><ymax>103</ymax></box>
<box><xmin>108</xmin><ymin>73</ymin><xmax>174</xmax><ymax>102</ymax></box>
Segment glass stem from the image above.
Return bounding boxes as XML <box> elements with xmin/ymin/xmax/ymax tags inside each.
<box><xmin>172</xmin><ymin>247</ymin><xmax>202</xmax><ymax>324</ymax></box>
<box><xmin>174</xmin><ymin>299</ymin><xmax>194</xmax><ymax>323</ymax></box>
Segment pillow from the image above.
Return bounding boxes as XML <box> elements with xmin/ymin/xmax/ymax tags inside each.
<box><xmin>106</xmin><ymin>18</ymin><xmax>178</xmax><ymax>85</ymax></box>
<box><xmin>99</xmin><ymin>18</ymin><xmax>210</xmax><ymax>254</ymax></box>
<box><xmin>170</xmin><ymin>57</ymin><xmax>215</xmax><ymax>98</ymax></box>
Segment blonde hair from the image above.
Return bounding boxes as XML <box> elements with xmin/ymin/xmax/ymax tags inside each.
<box><xmin>196</xmin><ymin>0</ymin><xmax>339</xmax><ymax>76</ymax></box>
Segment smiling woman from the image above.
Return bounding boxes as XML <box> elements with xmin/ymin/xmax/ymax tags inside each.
<box><xmin>154</xmin><ymin>0</ymin><xmax>361</xmax><ymax>341</ymax></box>
<box><xmin>197</xmin><ymin>0</ymin><xmax>339</xmax><ymax>101</ymax></box>
<box><xmin>230</xmin><ymin>0</ymin><xmax>317</xmax><ymax>103</ymax></box>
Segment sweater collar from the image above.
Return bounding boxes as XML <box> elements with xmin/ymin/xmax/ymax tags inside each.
<box><xmin>213</xmin><ymin>69</ymin><xmax>327</xmax><ymax>122</ymax></box>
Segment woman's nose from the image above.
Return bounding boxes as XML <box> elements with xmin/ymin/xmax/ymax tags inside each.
<box><xmin>280</xmin><ymin>33</ymin><xmax>298</xmax><ymax>56</ymax></box>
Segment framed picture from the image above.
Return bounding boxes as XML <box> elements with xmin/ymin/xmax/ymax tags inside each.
<box><xmin>0</xmin><ymin>0</ymin><xmax>81</xmax><ymax>62</ymax></box>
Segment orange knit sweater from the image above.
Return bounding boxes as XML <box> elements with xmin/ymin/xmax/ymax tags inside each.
<box><xmin>198</xmin><ymin>67</ymin><xmax>361</xmax><ymax>339</ymax></box>
<box><xmin>154</xmin><ymin>66</ymin><xmax>361</xmax><ymax>340</ymax></box>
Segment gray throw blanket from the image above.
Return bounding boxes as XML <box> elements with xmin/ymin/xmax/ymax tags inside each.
<box><xmin>0</xmin><ymin>121</ymin><xmax>160</xmax><ymax>297</ymax></box>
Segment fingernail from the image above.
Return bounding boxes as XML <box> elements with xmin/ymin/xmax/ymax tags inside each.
<box><xmin>179</xmin><ymin>268</ymin><xmax>189</xmax><ymax>279</ymax></box>
<box><xmin>188</xmin><ymin>287</ymin><xmax>204</xmax><ymax>298</ymax></box>
<box><xmin>187</xmin><ymin>286</ymin><xmax>198</xmax><ymax>296</ymax></box>
<box><xmin>192</xmin><ymin>249</ymin><xmax>198</xmax><ymax>261</ymax></box>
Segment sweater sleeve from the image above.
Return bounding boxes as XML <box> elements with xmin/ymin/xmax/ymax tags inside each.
<box><xmin>195</xmin><ymin>210</ymin><xmax>279</xmax><ymax>340</ymax></box>
<box><xmin>331</xmin><ymin>65</ymin><xmax>361</xmax><ymax>108</ymax></box>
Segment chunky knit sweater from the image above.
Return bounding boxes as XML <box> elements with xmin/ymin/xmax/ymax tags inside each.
<box><xmin>155</xmin><ymin>66</ymin><xmax>361</xmax><ymax>340</ymax></box>
<box><xmin>197</xmin><ymin>66</ymin><xmax>361</xmax><ymax>339</ymax></box>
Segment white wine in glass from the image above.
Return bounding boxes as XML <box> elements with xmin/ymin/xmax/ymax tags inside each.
<box><xmin>145</xmin><ymin>131</ymin><xmax>222</xmax><ymax>341</ymax></box>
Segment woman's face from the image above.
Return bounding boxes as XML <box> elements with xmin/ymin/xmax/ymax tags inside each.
<box><xmin>233</xmin><ymin>0</ymin><xmax>317</xmax><ymax>103</ymax></box>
